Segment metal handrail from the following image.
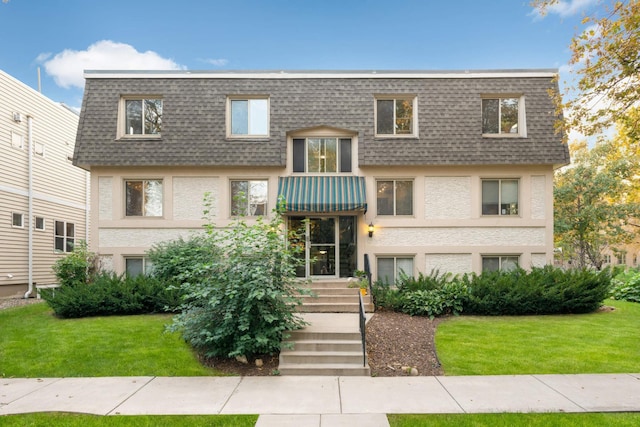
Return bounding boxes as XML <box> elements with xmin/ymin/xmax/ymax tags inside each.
<box><xmin>358</xmin><ymin>291</ymin><xmax>367</xmax><ymax>367</ymax></box>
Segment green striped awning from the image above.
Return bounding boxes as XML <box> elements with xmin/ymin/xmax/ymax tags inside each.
<box><xmin>278</xmin><ymin>176</ymin><xmax>367</xmax><ymax>213</ymax></box>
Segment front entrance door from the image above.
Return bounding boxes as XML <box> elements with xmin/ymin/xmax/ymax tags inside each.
<box><xmin>289</xmin><ymin>216</ymin><xmax>357</xmax><ymax>278</ymax></box>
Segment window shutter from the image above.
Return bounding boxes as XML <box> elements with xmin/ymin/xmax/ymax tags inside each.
<box><xmin>339</xmin><ymin>138</ymin><xmax>352</xmax><ymax>173</ymax></box>
<box><xmin>293</xmin><ymin>139</ymin><xmax>305</xmax><ymax>172</ymax></box>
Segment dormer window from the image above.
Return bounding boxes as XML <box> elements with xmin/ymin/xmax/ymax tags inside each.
<box><xmin>375</xmin><ymin>96</ymin><xmax>416</xmax><ymax>137</ymax></box>
<box><xmin>228</xmin><ymin>97</ymin><xmax>269</xmax><ymax>137</ymax></box>
<box><xmin>120</xmin><ymin>97</ymin><xmax>163</xmax><ymax>138</ymax></box>
<box><xmin>482</xmin><ymin>96</ymin><xmax>526</xmax><ymax>137</ymax></box>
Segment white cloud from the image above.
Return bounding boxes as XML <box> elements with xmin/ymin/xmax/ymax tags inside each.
<box><xmin>40</xmin><ymin>40</ymin><xmax>185</xmax><ymax>89</ymax></box>
<box><xmin>202</xmin><ymin>58</ymin><xmax>229</xmax><ymax>67</ymax></box>
<box><xmin>531</xmin><ymin>0</ymin><xmax>599</xmax><ymax>19</ymax></box>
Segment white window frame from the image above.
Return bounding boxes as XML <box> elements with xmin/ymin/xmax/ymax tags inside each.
<box><xmin>124</xmin><ymin>179</ymin><xmax>164</xmax><ymax>217</ymax></box>
<box><xmin>54</xmin><ymin>220</ymin><xmax>75</xmax><ymax>253</ymax></box>
<box><xmin>35</xmin><ymin>216</ymin><xmax>46</xmax><ymax>231</ymax></box>
<box><xmin>230</xmin><ymin>179</ymin><xmax>268</xmax><ymax>217</ymax></box>
<box><xmin>481</xmin><ymin>95</ymin><xmax>527</xmax><ymax>137</ymax></box>
<box><xmin>481</xmin><ymin>255</ymin><xmax>520</xmax><ymax>272</ymax></box>
<box><xmin>227</xmin><ymin>96</ymin><xmax>270</xmax><ymax>138</ymax></box>
<box><xmin>376</xmin><ymin>256</ymin><xmax>414</xmax><ymax>285</ymax></box>
<box><xmin>374</xmin><ymin>95</ymin><xmax>417</xmax><ymax>137</ymax></box>
<box><xmin>118</xmin><ymin>96</ymin><xmax>163</xmax><ymax>139</ymax></box>
<box><xmin>11</xmin><ymin>212</ymin><xmax>24</xmax><ymax>228</ymax></box>
<box><xmin>481</xmin><ymin>178</ymin><xmax>520</xmax><ymax>216</ymax></box>
<box><xmin>376</xmin><ymin>179</ymin><xmax>414</xmax><ymax>216</ymax></box>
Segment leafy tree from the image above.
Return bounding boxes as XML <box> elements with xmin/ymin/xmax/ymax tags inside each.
<box><xmin>167</xmin><ymin>196</ymin><xmax>309</xmax><ymax>359</ymax></box>
<box><xmin>532</xmin><ymin>0</ymin><xmax>640</xmax><ymax>138</ymax></box>
<box><xmin>554</xmin><ymin>133</ymin><xmax>640</xmax><ymax>269</ymax></box>
<box><xmin>52</xmin><ymin>240</ymin><xmax>99</xmax><ymax>287</ymax></box>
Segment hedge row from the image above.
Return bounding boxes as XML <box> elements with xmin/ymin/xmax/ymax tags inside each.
<box><xmin>372</xmin><ymin>266</ymin><xmax>612</xmax><ymax>317</ymax></box>
<box><xmin>40</xmin><ymin>272</ymin><xmax>182</xmax><ymax>318</ymax></box>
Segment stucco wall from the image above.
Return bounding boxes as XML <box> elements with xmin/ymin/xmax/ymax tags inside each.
<box><xmin>425</xmin><ymin>253</ymin><xmax>473</xmax><ymax>275</ymax></box>
<box><xmin>531</xmin><ymin>175</ymin><xmax>546</xmax><ymax>220</ymax></box>
<box><xmin>370</xmin><ymin>227</ymin><xmax>546</xmax><ymax>247</ymax></box>
<box><xmin>99</xmin><ymin>177</ymin><xmax>112</xmax><ymax>220</ymax></box>
<box><xmin>173</xmin><ymin>176</ymin><xmax>219</xmax><ymax>220</ymax></box>
<box><xmin>425</xmin><ymin>176</ymin><xmax>471</xmax><ymax>219</ymax></box>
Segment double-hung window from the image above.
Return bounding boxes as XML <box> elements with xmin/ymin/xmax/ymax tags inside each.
<box><xmin>377</xmin><ymin>256</ymin><xmax>414</xmax><ymax>285</ymax></box>
<box><xmin>375</xmin><ymin>96</ymin><xmax>416</xmax><ymax>136</ymax></box>
<box><xmin>125</xmin><ymin>180</ymin><xmax>163</xmax><ymax>217</ymax></box>
<box><xmin>376</xmin><ymin>180</ymin><xmax>413</xmax><ymax>216</ymax></box>
<box><xmin>123</xmin><ymin>98</ymin><xmax>163</xmax><ymax>136</ymax></box>
<box><xmin>229</xmin><ymin>97</ymin><xmax>269</xmax><ymax>137</ymax></box>
<box><xmin>482</xmin><ymin>255</ymin><xmax>519</xmax><ymax>272</ymax></box>
<box><xmin>482</xmin><ymin>97</ymin><xmax>524</xmax><ymax>136</ymax></box>
<box><xmin>55</xmin><ymin>220</ymin><xmax>74</xmax><ymax>253</ymax></box>
<box><xmin>482</xmin><ymin>179</ymin><xmax>519</xmax><ymax>216</ymax></box>
<box><xmin>231</xmin><ymin>180</ymin><xmax>268</xmax><ymax>216</ymax></box>
<box><xmin>293</xmin><ymin>138</ymin><xmax>352</xmax><ymax>173</ymax></box>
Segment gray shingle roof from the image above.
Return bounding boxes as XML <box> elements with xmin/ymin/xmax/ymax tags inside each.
<box><xmin>74</xmin><ymin>70</ymin><xmax>569</xmax><ymax>169</ymax></box>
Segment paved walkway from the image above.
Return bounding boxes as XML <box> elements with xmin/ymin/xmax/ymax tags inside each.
<box><xmin>2</xmin><ymin>374</ymin><xmax>639</xmax><ymax>426</ymax></box>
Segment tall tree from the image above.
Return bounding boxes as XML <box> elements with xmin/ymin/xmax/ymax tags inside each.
<box><xmin>532</xmin><ymin>0</ymin><xmax>640</xmax><ymax>138</ymax></box>
<box><xmin>554</xmin><ymin>123</ymin><xmax>640</xmax><ymax>269</ymax></box>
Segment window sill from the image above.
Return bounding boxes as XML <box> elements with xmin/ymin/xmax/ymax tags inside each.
<box><xmin>374</xmin><ymin>134</ymin><xmax>419</xmax><ymax>139</ymax></box>
<box><xmin>226</xmin><ymin>136</ymin><xmax>271</xmax><ymax>141</ymax></box>
<box><xmin>118</xmin><ymin>135</ymin><xmax>163</xmax><ymax>141</ymax></box>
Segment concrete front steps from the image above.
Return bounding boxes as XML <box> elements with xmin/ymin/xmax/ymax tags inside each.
<box><xmin>297</xmin><ymin>279</ymin><xmax>374</xmax><ymax>313</ymax></box>
<box><xmin>279</xmin><ymin>313</ymin><xmax>371</xmax><ymax>376</ymax></box>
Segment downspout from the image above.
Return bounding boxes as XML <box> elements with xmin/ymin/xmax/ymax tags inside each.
<box><xmin>24</xmin><ymin>115</ymin><xmax>34</xmax><ymax>298</ymax></box>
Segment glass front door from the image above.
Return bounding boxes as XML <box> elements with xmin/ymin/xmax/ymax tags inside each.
<box><xmin>289</xmin><ymin>216</ymin><xmax>357</xmax><ymax>278</ymax></box>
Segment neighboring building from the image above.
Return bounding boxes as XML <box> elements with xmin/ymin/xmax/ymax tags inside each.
<box><xmin>0</xmin><ymin>70</ymin><xmax>90</xmax><ymax>298</ymax></box>
<box><xmin>73</xmin><ymin>70</ymin><xmax>569</xmax><ymax>283</ymax></box>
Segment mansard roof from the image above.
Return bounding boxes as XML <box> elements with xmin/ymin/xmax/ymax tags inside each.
<box><xmin>74</xmin><ymin>70</ymin><xmax>569</xmax><ymax>169</ymax></box>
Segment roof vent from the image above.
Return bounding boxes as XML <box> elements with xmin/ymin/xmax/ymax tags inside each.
<box><xmin>13</xmin><ymin>112</ymin><xmax>22</xmax><ymax>123</ymax></box>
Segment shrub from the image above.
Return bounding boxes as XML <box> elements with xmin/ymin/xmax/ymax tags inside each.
<box><xmin>611</xmin><ymin>270</ymin><xmax>640</xmax><ymax>303</ymax></box>
<box><xmin>147</xmin><ymin>235</ymin><xmax>219</xmax><ymax>284</ymax></box>
<box><xmin>401</xmin><ymin>281</ymin><xmax>468</xmax><ymax>318</ymax></box>
<box><xmin>464</xmin><ymin>266</ymin><xmax>611</xmax><ymax>315</ymax></box>
<box><xmin>371</xmin><ymin>280</ymin><xmax>404</xmax><ymax>311</ymax></box>
<box><xmin>167</xmin><ymin>198</ymin><xmax>308</xmax><ymax>359</ymax></box>
<box><xmin>51</xmin><ymin>241</ymin><xmax>99</xmax><ymax>287</ymax></box>
<box><xmin>41</xmin><ymin>272</ymin><xmax>182</xmax><ymax>318</ymax></box>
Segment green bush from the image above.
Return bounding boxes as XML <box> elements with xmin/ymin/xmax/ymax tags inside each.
<box><xmin>611</xmin><ymin>270</ymin><xmax>640</xmax><ymax>303</ymax></box>
<box><xmin>147</xmin><ymin>235</ymin><xmax>219</xmax><ymax>283</ymax></box>
<box><xmin>41</xmin><ymin>272</ymin><xmax>182</xmax><ymax>318</ymax></box>
<box><xmin>396</xmin><ymin>269</ymin><xmax>453</xmax><ymax>293</ymax></box>
<box><xmin>401</xmin><ymin>281</ymin><xmax>468</xmax><ymax>318</ymax></box>
<box><xmin>167</xmin><ymin>198</ymin><xmax>308</xmax><ymax>359</ymax></box>
<box><xmin>464</xmin><ymin>266</ymin><xmax>611</xmax><ymax>315</ymax></box>
<box><xmin>371</xmin><ymin>280</ymin><xmax>405</xmax><ymax>311</ymax></box>
<box><xmin>51</xmin><ymin>241</ymin><xmax>98</xmax><ymax>287</ymax></box>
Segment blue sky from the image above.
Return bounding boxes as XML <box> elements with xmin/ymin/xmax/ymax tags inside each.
<box><xmin>0</xmin><ymin>0</ymin><xmax>598</xmax><ymax>111</ymax></box>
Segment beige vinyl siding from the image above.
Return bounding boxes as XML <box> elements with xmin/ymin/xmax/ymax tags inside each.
<box><xmin>0</xmin><ymin>70</ymin><xmax>89</xmax><ymax>296</ymax></box>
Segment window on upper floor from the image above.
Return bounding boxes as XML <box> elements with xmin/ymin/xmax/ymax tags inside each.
<box><xmin>482</xmin><ymin>96</ymin><xmax>526</xmax><ymax>136</ymax></box>
<box><xmin>293</xmin><ymin>138</ymin><xmax>352</xmax><ymax>173</ymax></box>
<box><xmin>125</xmin><ymin>180</ymin><xmax>163</xmax><ymax>217</ymax></box>
<box><xmin>375</xmin><ymin>96</ymin><xmax>416</xmax><ymax>137</ymax></box>
<box><xmin>228</xmin><ymin>97</ymin><xmax>269</xmax><ymax>137</ymax></box>
<box><xmin>482</xmin><ymin>255</ymin><xmax>519</xmax><ymax>272</ymax></box>
<box><xmin>54</xmin><ymin>220</ymin><xmax>74</xmax><ymax>253</ymax></box>
<box><xmin>377</xmin><ymin>180</ymin><xmax>413</xmax><ymax>216</ymax></box>
<box><xmin>12</xmin><ymin>212</ymin><xmax>24</xmax><ymax>228</ymax></box>
<box><xmin>231</xmin><ymin>180</ymin><xmax>268</xmax><ymax>216</ymax></box>
<box><xmin>121</xmin><ymin>98</ymin><xmax>163</xmax><ymax>137</ymax></box>
<box><xmin>377</xmin><ymin>256</ymin><xmax>414</xmax><ymax>286</ymax></box>
<box><xmin>482</xmin><ymin>179</ymin><xmax>519</xmax><ymax>216</ymax></box>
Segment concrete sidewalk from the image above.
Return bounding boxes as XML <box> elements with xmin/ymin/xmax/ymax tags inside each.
<box><xmin>2</xmin><ymin>374</ymin><xmax>639</xmax><ymax>425</ymax></box>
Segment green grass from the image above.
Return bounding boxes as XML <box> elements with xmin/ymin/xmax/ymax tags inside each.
<box><xmin>436</xmin><ymin>299</ymin><xmax>640</xmax><ymax>375</ymax></box>
<box><xmin>0</xmin><ymin>302</ymin><xmax>220</xmax><ymax>377</ymax></box>
<box><xmin>388</xmin><ymin>413</ymin><xmax>640</xmax><ymax>427</ymax></box>
<box><xmin>0</xmin><ymin>414</ymin><xmax>257</xmax><ymax>426</ymax></box>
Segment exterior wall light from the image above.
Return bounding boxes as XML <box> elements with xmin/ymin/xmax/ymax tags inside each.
<box><xmin>368</xmin><ymin>222</ymin><xmax>374</xmax><ymax>238</ymax></box>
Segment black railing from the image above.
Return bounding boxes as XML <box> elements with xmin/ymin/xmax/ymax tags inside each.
<box><xmin>358</xmin><ymin>253</ymin><xmax>373</xmax><ymax>367</ymax></box>
<box><xmin>358</xmin><ymin>291</ymin><xmax>367</xmax><ymax>367</ymax></box>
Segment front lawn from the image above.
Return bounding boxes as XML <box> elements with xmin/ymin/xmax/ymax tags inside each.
<box><xmin>389</xmin><ymin>413</ymin><xmax>640</xmax><ymax>427</ymax></box>
<box><xmin>0</xmin><ymin>303</ymin><xmax>220</xmax><ymax>377</ymax></box>
<box><xmin>436</xmin><ymin>299</ymin><xmax>640</xmax><ymax>375</ymax></box>
<box><xmin>0</xmin><ymin>414</ymin><xmax>257</xmax><ymax>427</ymax></box>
